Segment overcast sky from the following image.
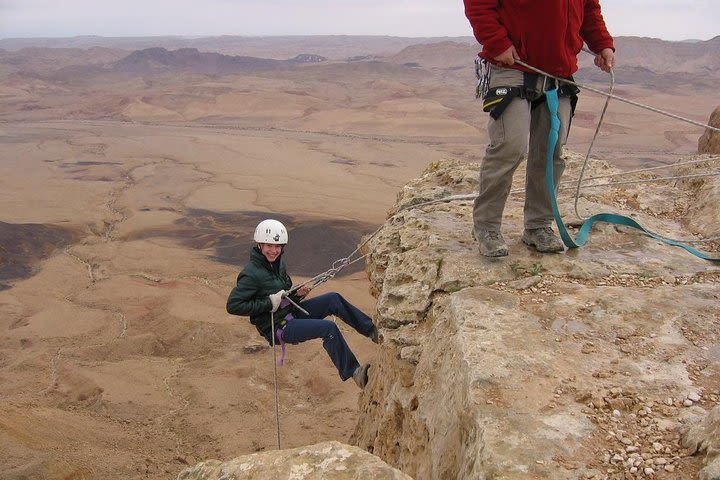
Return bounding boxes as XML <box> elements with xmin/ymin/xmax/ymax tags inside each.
<box><xmin>0</xmin><ymin>0</ymin><xmax>717</xmax><ymax>42</ymax></box>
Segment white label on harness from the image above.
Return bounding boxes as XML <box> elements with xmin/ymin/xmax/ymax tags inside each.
<box><xmin>496</xmin><ymin>88</ymin><xmax>508</xmax><ymax>95</ymax></box>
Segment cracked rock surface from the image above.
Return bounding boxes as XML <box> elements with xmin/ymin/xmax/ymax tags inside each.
<box><xmin>352</xmin><ymin>155</ymin><xmax>719</xmax><ymax>479</ymax></box>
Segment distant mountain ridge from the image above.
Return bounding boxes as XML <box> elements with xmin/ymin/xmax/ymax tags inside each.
<box><xmin>1</xmin><ymin>35</ymin><xmax>718</xmax><ymax>96</ymax></box>
<box><xmin>382</xmin><ymin>36</ymin><xmax>720</xmax><ymax>90</ymax></box>
<box><xmin>2</xmin><ymin>35</ymin><xmax>718</xmax><ymax>80</ymax></box>
<box><xmin>0</xmin><ymin>35</ymin><xmax>473</xmax><ymax>60</ymax></box>
<box><xmin>112</xmin><ymin>47</ymin><xmax>326</xmax><ymax>74</ymax></box>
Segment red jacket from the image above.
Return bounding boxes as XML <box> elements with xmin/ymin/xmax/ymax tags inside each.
<box><xmin>464</xmin><ymin>0</ymin><xmax>614</xmax><ymax>77</ymax></box>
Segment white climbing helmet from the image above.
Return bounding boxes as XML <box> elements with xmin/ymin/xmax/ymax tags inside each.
<box><xmin>253</xmin><ymin>219</ymin><xmax>288</xmax><ymax>244</ymax></box>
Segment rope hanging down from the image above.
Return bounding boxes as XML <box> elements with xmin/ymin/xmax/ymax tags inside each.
<box><xmin>543</xmin><ymin>87</ymin><xmax>720</xmax><ymax>262</ymax></box>
<box><xmin>269</xmin><ymin>310</ymin><xmax>282</xmax><ymax>449</ymax></box>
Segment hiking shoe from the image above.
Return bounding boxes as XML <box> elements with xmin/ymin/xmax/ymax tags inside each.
<box><xmin>352</xmin><ymin>363</ymin><xmax>370</xmax><ymax>389</ymax></box>
<box><xmin>476</xmin><ymin>229</ymin><xmax>508</xmax><ymax>257</ymax></box>
<box><xmin>522</xmin><ymin>227</ymin><xmax>564</xmax><ymax>253</ymax></box>
<box><xmin>369</xmin><ymin>325</ymin><xmax>381</xmax><ymax>344</ymax></box>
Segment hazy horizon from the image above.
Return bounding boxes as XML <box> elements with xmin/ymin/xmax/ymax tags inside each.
<box><xmin>0</xmin><ymin>0</ymin><xmax>717</xmax><ymax>43</ymax></box>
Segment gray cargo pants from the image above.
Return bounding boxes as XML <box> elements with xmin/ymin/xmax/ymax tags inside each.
<box><xmin>473</xmin><ymin>65</ymin><xmax>572</xmax><ymax>233</ymax></box>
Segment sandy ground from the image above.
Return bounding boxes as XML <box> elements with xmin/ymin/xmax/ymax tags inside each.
<box><xmin>0</xmin><ymin>48</ymin><xmax>717</xmax><ymax>479</ymax></box>
<box><xmin>0</xmin><ymin>120</ymin><xmax>463</xmax><ymax>479</ymax></box>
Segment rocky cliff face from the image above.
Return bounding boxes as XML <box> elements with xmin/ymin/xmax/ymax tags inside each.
<box><xmin>177</xmin><ymin>151</ymin><xmax>718</xmax><ymax>480</ymax></box>
<box><xmin>352</xmin><ymin>154</ymin><xmax>719</xmax><ymax>479</ymax></box>
<box><xmin>699</xmin><ymin>105</ymin><xmax>720</xmax><ymax>154</ymax></box>
<box><xmin>681</xmin><ymin>405</ymin><xmax>720</xmax><ymax>480</ymax></box>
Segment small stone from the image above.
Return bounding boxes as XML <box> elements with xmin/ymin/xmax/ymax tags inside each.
<box><xmin>664</xmin><ymin>465</ymin><xmax>675</xmax><ymax>473</ymax></box>
<box><xmin>665</xmin><ymin>397</ymin><xmax>673</xmax><ymax>406</ymax></box>
<box><xmin>613</xmin><ymin>409</ymin><xmax>621</xmax><ymax>417</ymax></box>
<box><xmin>629</xmin><ymin>467</ymin><xmax>638</xmax><ymax>474</ymax></box>
<box><xmin>626</xmin><ymin>446</ymin><xmax>639</xmax><ymax>453</ymax></box>
<box><xmin>611</xmin><ymin>454</ymin><xmax>624</xmax><ymax>463</ymax></box>
<box><xmin>652</xmin><ymin>442</ymin><xmax>664</xmax><ymax>452</ymax></box>
<box><xmin>644</xmin><ymin>467</ymin><xmax>655</xmax><ymax>475</ymax></box>
<box><xmin>683</xmin><ymin>399</ymin><xmax>694</xmax><ymax>407</ymax></box>
<box><xmin>687</xmin><ymin>392</ymin><xmax>702</xmax><ymax>402</ymax></box>
<box><xmin>654</xmin><ymin>458</ymin><xmax>667</xmax><ymax>465</ymax></box>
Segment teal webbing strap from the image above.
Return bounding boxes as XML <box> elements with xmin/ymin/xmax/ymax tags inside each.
<box><xmin>544</xmin><ymin>88</ymin><xmax>719</xmax><ymax>262</ymax></box>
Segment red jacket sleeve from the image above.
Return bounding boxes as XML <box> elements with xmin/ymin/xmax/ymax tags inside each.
<box><xmin>581</xmin><ymin>0</ymin><xmax>615</xmax><ymax>53</ymax></box>
<box><xmin>463</xmin><ymin>0</ymin><xmax>512</xmax><ymax>59</ymax></box>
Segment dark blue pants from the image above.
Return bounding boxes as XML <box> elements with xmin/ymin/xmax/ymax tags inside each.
<box><xmin>280</xmin><ymin>292</ymin><xmax>374</xmax><ymax>381</ymax></box>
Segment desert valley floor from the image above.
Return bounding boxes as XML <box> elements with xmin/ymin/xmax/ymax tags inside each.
<box><xmin>0</xmin><ymin>35</ymin><xmax>718</xmax><ymax>478</ymax></box>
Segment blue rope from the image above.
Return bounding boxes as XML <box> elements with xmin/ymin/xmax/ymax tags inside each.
<box><xmin>544</xmin><ymin>88</ymin><xmax>719</xmax><ymax>262</ymax></box>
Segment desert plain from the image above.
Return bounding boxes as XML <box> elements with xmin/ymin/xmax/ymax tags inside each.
<box><xmin>0</xmin><ymin>35</ymin><xmax>718</xmax><ymax>478</ymax></box>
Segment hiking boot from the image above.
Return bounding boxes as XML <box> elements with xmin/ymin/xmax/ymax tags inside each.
<box><xmin>369</xmin><ymin>325</ymin><xmax>381</xmax><ymax>344</ymax></box>
<box><xmin>476</xmin><ymin>229</ymin><xmax>508</xmax><ymax>257</ymax></box>
<box><xmin>522</xmin><ymin>227</ymin><xmax>564</xmax><ymax>253</ymax></box>
<box><xmin>352</xmin><ymin>363</ymin><xmax>370</xmax><ymax>389</ymax></box>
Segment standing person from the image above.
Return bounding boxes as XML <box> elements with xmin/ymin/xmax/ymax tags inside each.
<box><xmin>463</xmin><ymin>0</ymin><xmax>615</xmax><ymax>257</ymax></box>
<box><xmin>226</xmin><ymin>219</ymin><xmax>379</xmax><ymax>389</ymax></box>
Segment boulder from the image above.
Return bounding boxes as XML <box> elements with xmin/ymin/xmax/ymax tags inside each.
<box><xmin>681</xmin><ymin>406</ymin><xmax>720</xmax><ymax>480</ymax></box>
<box><xmin>177</xmin><ymin>441</ymin><xmax>413</xmax><ymax>480</ymax></box>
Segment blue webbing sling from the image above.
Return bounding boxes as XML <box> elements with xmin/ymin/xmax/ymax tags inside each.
<box><xmin>544</xmin><ymin>88</ymin><xmax>719</xmax><ymax>263</ymax></box>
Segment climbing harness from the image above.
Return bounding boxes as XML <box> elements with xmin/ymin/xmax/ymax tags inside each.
<box><xmin>477</xmin><ymin>54</ymin><xmax>580</xmax><ymax>121</ymax></box>
<box><xmin>273</xmin><ymin>296</ymin><xmax>307</xmax><ymax>367</ymax></box>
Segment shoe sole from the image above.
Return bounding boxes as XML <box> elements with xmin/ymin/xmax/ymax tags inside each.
<box><xmin>353</xmin><ymin>364</ymin><xmax>370</xmax><ymax>388</ymax></box>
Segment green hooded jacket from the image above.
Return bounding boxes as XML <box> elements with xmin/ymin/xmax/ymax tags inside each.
<box><xmin>226</xmin><ymin>247</ymin><xmax>300</xmax><ymax>342</ymax></box>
